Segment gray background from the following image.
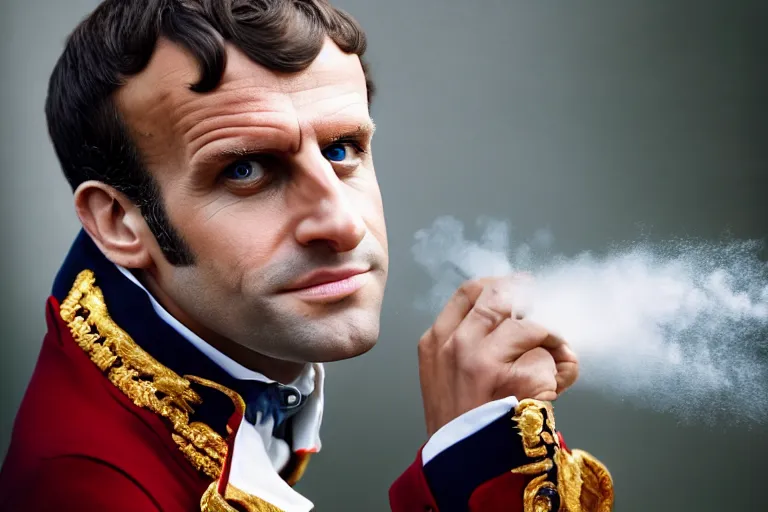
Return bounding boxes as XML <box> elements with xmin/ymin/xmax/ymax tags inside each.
<box><xmin>1</xmin><ymin>1</ymin><xmax>767</xmax><ymax>510</ymax></box>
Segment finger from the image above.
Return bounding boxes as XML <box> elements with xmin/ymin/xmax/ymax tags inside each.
<box><xmin>450</xmin><ymin>278</ymin><xmax>517</xmax><ymax>348</ymax></box>
<box><xmin>555</xmin><ymin>360</ymin><xmax>579</xmax><ymax>394</ymax></box>
<box><xmin>531</xmin><ymin>328</ymin><xmax>579</xmax><ymax>393</ymax></box>
<box><xmin>483</xmin><ymin>318</ymin><xmax>560</xmax><ymax>359</ymax></box>
<box><xmin>486</xmin><ymin>318</ymin><xmax>579</xmax><ymax>394</ymax></box>
<box><xmin>503</xmin><ymin>347</ymin><xmax>558</xmax><ymax>401</ymax></box>
<box><xmin>553</xmin><ymin>346</ymin><xmax>579</xmax><ymax>394</ymax></box>
<box><xmin>514</xmin><ymin>328</ymin><xmax>578</xmax><ymax>395</ymax></box>
<box><xmin>431</xmin><ymin>277</ymin><xmax>494</xmax><ymax>343</ymax></box>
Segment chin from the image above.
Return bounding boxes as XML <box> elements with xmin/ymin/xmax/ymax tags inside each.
<box><xmin>312</xmin><ymin>334</ymin><xmax>378</xmax><ymax>362</ymax></box>
<box><xmin>244</xmin><ymin>289</ymin><xmax>384</xmax><ymax>364</ymax></box>
<box><xmin>301</xmin><ymin>307</ymin><xmax>381</xmax><ymax>363</ymax></box>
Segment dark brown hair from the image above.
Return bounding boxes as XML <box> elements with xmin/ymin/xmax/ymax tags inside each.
<box><xmin>46</xmin><ymin>0</ymin><xmax>373</xmax><ymax>265</ymax></box>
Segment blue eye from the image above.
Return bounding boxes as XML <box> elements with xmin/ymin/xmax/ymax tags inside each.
<box><xmin>223</xmin><ymin>160</ymin><xmax>264</xmax><ymax>181</ymax></box>
<box><xmin>226</xmin><ymin>161</ymin><xmax>253</xmax><ymax>179</ymax></box>
<box><xmin>322</xmin><ymin>144</ymin><xmax>347</xmax><ymax>162</ymax></box>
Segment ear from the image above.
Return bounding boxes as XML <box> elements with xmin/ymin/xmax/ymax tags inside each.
<box><xmin>74</xmin><ymin>181</ymin><xmax>153</xmax><ymax>269</ymax></box>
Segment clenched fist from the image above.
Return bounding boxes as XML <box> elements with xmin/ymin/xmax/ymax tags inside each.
<box><xmin>418</xmin><ymin>276</ymin><xmax>579</xmax><ymax>436</ymax></box>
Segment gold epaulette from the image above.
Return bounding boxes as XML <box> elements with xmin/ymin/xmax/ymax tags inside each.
<box><xmin>62</xmin><ymin>269</ymin><xmax>306</xmax><ymax>512</ymax></box>
<box><xmin>512</xmin><ymin>399</ymin><xmax>614</xmax><ymax>512</ymax></box>
<box><xmin>60</xmin><ymin>269</ymin><xmax>229</xmax><ymax>479</ymax></box>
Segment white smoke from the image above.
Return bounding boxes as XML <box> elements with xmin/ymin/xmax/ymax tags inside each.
<box><xmin>412</xmin><ymin>216</ymin><xmax>768</xmax><ymax>423</ymax></box>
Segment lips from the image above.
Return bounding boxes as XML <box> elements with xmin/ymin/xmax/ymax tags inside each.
<box><xmin>280</xmin><ymin>267</ymin><xmax>371</xmax><ymax>303</ymax></box>
<box><xmin>282</xmin><ymin>267</ymin><xmax>370</xmax><ymax>292</ymax></box>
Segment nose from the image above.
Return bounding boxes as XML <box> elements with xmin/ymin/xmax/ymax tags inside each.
<box><xmin>292</xmin><ymin>151</ymin><xmax>366</xmax><ymax>253</ymax></box>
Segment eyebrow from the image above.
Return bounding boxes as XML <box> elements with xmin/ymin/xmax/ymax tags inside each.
<box><xmin>191</xmin><ymin>146</ymin><xmax>261</xmax><ymax>170</ymax></box>
<box><xmin>200</xmin><ymin>120</ymin><xmax>377</xmax><ymax>163</ymax></box>
<box><xmin>327</xmin><ymin>120</ymin><xmax>377</xmax><ymax>143</ymax></box>
<box><xmin>203</xmin><ymin>145</ymin><xmax>268</xmax><ymax>163</ymax></box>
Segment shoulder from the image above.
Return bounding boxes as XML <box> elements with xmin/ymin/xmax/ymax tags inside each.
<box><xmin>2</xmin><ymin>297</ymin><xmax>210</xmax><ymax>510</ymax></box>
<box><xmin>1</xmin><ymin>456</ymin><xmax>160</xmax><ymax>511</ymax></box>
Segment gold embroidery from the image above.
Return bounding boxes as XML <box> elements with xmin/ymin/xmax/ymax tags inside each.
<box><xmin>571</xmin><ymin>448</ymin><xmax>614</xmax><ymax>511</ymax></box>
<box><xmin>61</xmin><ymin>269</ymin><xmax>315</xmax><ymax>511</ymax></box>
<box><xmin>521</xmin><ymin>474</ymin><xmax>558</xmax><ymax>512</ymax></box>
<box><xmin>186</xmin><ymin>375</ymin><xmax>247</xmax><ymax>420</ymax></box>
<box><xmin>512</xmin><ymin>399</ymin><xmax>614</xmax><ymax>511</ymax></box>
<box><xmin>61</xmin><ymin>270</ymin><xmax>228</xmax><ymax>479</ymax></box>
<box><xmin>201</xmin><ymin>481</ymin><xmax>285</xmax><ymax>512</ymax></box>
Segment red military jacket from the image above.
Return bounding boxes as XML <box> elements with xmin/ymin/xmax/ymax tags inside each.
<box><xmin>0</xmin><ymin>232</ymin><xmax>613</xmax><ymax>511</ymax></box>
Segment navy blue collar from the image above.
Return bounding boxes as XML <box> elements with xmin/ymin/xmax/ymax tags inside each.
<box><xmin>53</xmin><ymin>230</ymin><xmax>286</xmax><ymax>436</ymax></box>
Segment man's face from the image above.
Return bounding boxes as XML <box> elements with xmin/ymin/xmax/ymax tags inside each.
<box><xmin>116</xmin><ymin>38</ymin><xmax>388</xmax><ymax>367</ymax></box>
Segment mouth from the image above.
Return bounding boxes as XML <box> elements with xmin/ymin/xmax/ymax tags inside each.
<box><xmin>281</xmin><ymin>267</ymin><xmax>371</xmax><ymax>303</ymax></box>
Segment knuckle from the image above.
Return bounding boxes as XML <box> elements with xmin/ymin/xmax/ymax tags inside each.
<box><xmin>457</xmin><ymin>279</ymin><xmax>481</xmax><ymax>299</ymax></box>
<box><xmin>469</xmin><ymin>304</ymin><xmax>505</xmax><ymax>326</ymax></box>
<box><xmin>458</xmin><ymin>277</ymin><xmax>494</xmax><ymax>298</ymax></box>
<box><xmin>440</xmin><ymin>337</ymin><xmax>461</xmax><ymax>362</ymax></box>
<box><xmin>431</xmin><ymin>321</ymin><xmax>451</xmax><ymax>342</ymax></box>
<box><xmin>448</xmin><ymin>331</ymin><xmax>469</xmax><ymax>353</ymax></box>
<box><xmin>521</xmin><ymin>321</ymin><xmax>549</xmax><ymax>342</ymax></box>
<box><xmin>418</xmin><ymin>328</ymin><xmax>436</xmax><ymax>351</ymax></box>
<box><xmin>485</xmin><ymin>286</ymin><xmax>515</xmax><ymax>313</ymax></box>
<box><xmin>450</xmin><ymin>326</ymin><xmax>484</xmax><ymax>352</ymax></box>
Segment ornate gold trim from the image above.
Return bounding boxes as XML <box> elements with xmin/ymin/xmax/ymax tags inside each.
<box><xmin>201</xmin><ymin>481</ymin><xmax>285</xmax><ymax>512</ymax></box>
<box><xmin>512</xmin><ymin>399</ymin><xmax>614</xmax><ymax>512</ymax></box>
<box><xmin>60</xmin><ymin>269</ymin><xmax>228</xmax><ymax>479</ymax></box>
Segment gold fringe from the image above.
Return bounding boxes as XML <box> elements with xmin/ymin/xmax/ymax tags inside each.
<box><xmin>62</xmin><ymin>269</ymin><xmax>304</xmax><ymax>512</ymax></box>
<box><xmin>61</xmin><ymin>269</ymin><xmax>227</xmax><ymax>480</ymax></box>
<box><xmin>201</xmin><ymin>482</ymin><xmax>285</xmax><ymax>512</ymax></box>
<box><xmin>512</xmin><ymin>399</ymin><xmax>614</xmax><ymax>511</ymax></box>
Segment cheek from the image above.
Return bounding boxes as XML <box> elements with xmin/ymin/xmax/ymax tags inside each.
<box><xmin>171</xmin><ymin>196</ymin><xmax>287</xmax><ymax>286</ymax></box>
<box><xmin>353</xmin><ymin>178</ymin><xmax>388</xmax><ymax>251</ymax></box>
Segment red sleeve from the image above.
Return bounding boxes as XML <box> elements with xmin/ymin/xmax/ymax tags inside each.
<box><xmin>389</xmin><ymin>449</ymin><xmax>528</xmax><ymax>512</ymax></box>
<box><xmin>468</xmin><ymin>471</ymin><xmax>528</xmax><ymax>511</ymax></box>
<box><xmin>389</xmin><ymin>400</ymin><xmax>614</xmax><ymax>512</ymax></box>
<box><xmin>389</xmin><ymin>447</ymin><xmax>439</xmax><ymax>512</ymax></box>
<box><xmin>4</xmin><ymin>456</ymin><xmax>160</xmax><ymax>511</ymax></box>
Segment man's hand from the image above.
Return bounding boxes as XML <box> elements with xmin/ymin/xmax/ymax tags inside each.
<box><xmin>418</xmin><ymin>276</ymin><xmax>579</xmax><ymax>437</ymax></box>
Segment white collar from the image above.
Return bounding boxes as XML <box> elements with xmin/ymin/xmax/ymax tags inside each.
<box><xmin>114</xmin><ymin>264</ymin><xmax>317</xmax><ymax>395</ymax></box>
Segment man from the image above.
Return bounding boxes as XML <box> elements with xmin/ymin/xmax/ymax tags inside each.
<box><xmin>0</xmin><ymin>0</ymin><xmax>613</xmax><ymax>510</ymax></box>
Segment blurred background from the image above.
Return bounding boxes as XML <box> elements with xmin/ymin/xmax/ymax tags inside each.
<box><xmin>1</xmin><ymin>0</ymin><xmax>766</xmax><ymax>510</ymax></box>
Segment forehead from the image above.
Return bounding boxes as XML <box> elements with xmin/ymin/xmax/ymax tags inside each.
<box><xmin>115</xmin><ymin>37</ymin><xmax>369</xmax><ymax>140</ymax></box>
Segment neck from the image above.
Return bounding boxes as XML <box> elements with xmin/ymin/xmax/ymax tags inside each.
<box><xmin>137</xmin><ymin>269</ymin><xmax>306</xmax><ymax>384</ymax></box>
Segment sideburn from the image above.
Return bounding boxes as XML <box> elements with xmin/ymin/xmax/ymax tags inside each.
<box><xmin>140</xmin><ymin>183</ymin><xmax>196</xmax><ymax>267</ymax></box>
